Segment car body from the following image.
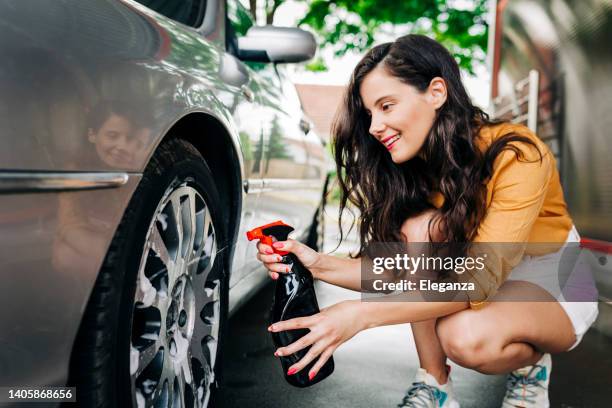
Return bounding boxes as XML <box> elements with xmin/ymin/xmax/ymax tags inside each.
<box><xmin>0</xmin><ymin>0</ymin><xmax>328</xmax><ymax>403</ymax></box>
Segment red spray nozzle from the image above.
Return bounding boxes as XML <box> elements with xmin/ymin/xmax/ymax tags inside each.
<box><xmin>246</xmin><ymin>220</ymin><xmax>295</xmax><ymax>255</ymax></box>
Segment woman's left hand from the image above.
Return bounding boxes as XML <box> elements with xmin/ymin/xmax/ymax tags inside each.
<box><xmin>268</xmin><ymin>300</ymin><xmax>366</xmax><ymax>379</ymax></box>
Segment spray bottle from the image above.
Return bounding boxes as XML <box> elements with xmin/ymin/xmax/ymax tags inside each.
<box><xmin>247</xmin><ymin>220</ymin><xmax>334</xmax><ymax>387</ymax></box>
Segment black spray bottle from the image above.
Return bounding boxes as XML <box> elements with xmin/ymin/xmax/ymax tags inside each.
<box><xmin>247</xmin><ymin>220</ymin><xmax>334</xmax><ymax>387</ymax></box>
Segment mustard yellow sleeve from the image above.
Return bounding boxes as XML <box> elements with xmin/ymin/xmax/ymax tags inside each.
<box><xmin>464</xmin><ymin>143</ymin><xmax>553</xmax><ymax>308</ymax></box>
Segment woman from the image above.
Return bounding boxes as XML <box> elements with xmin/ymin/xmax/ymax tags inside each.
<box><xmin>53</xmin><ymin>100</ymin><xmax>152</xmax><ymax>276</ymax></box>
<box><xmin>254</xmin><ymin>34</ymin><xmax>598</xmax><ymax>407</ymax></box>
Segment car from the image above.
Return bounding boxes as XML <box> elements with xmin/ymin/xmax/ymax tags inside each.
<box><xmin>0</xmin><ymin>0</ymin><xmax>329</xmax><ymax>406</ymax></box>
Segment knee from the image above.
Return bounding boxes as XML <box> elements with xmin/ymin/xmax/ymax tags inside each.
<box><xmin>400</xmin><ymin>210</ymin><xmax>441</xmax><ymax>243</ymax></box>
<box><xmin>436</xmin><ymin>313</ymin><xmax>492</xmax><ymax>370</ymax></box>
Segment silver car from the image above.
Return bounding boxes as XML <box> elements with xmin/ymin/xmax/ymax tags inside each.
<box><xmin>0</xmin><ymin>0</ymin><xmax>328</xmax><ymax>406</ymax></box>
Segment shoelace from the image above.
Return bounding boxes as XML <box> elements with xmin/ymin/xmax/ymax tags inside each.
<box><xmin>505</xmin><ymin>365</ymin><xmax>546</xmax><ymax>404</ymax></box>
<box><xmin>398</xmin><ymin>382</ymin><xmax>441</xmax><ymax>408</ymax></box>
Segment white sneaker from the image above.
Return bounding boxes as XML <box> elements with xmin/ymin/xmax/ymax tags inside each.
<box><xmin>502</xmin><ymin>353</ymin><xmax>552</xmax><ymax>408</ymax></box>
<box><xmin>398</xmin><ymin>367</ymin><xmax>460</xmax><ymax>408</ymax></box>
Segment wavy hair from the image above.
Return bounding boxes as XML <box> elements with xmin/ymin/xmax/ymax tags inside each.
<box><xmin>332</xmin><ymin>34</ymin><xmax>541</xmax><ymax>256</ymax></box>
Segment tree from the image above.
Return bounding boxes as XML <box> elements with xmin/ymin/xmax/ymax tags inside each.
<box><xmin>265</xmin><ymin>116</ymin><xmax>291</xmax><ymax>174</ymax></box>
<box><xmin>244</xmin><ymin>0</ymin><xmax>489</xmax><ymax>74</ymax></box>
<box><xmin>248</xmin><ymin>0</ymin><xmax>285</xmax><ymax>25</ymax></box>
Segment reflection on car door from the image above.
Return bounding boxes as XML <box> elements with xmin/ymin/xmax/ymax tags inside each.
<box><xmin>257</xmin><ymin>65</ymin><xmax>319</xmax><ymax>238</ymax></box>
<box><xmin>224</xmin><ymin>0</ymin><xmax>322</xmax><ymax>285</ymax></box>
<box><xmin>218</xmin><ymin>60</ymin><xmax>267</xmax><ymax>287</ymax></box>
<box><xmin>224</xmin><ymin>0</ymin><xmax>273</xmax><ymax>286</ymax></box>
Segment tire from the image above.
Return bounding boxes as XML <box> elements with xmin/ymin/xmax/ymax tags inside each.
<box><xmin>67</xmin><ymin>139</ymin><xmax>229</xmax><ymax>408</ymax></box>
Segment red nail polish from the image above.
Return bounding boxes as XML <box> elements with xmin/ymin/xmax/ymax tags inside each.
<box><xmin>265</xmin><ymin>249</ymin><xmax>274</xmax><ymax>254</ymax></box>
<box><xmin>272</xmin><ymin>242</ymin><xmax>283</xmax><ymax>248</ymax></box>
<box><xmin>308</xmin><ymin>371</ymin><xmax>316</xmax><ymax>381</ymax></box>
<box><xmin>274</xmin><ymin>351</ymin><xmax>279</xmax><ymax>357</ymax></box>
<box><xmin>287</xmin><ymin>367</ymin><xmax>297</xmax><ymax>375</ymax></box>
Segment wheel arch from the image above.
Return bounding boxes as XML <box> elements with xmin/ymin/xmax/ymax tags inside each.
<box><xmin>157</xmin><ymin>112</ymin><xmax>244</xmax><ymax>258</ymax></box>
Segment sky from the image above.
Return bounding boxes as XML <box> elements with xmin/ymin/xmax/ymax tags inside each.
<box><xmin>271</xmin><ymin>0</ymin><xmax>492</xmax><ymax>109</ymax></box>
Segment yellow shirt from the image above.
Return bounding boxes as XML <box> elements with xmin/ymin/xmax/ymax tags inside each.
<box><xmin>430</xmin><ymin>123</ymin><xmax>573</xmax><ymax>307</ymax></box>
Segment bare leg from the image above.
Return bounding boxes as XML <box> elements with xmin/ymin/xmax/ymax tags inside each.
<box><xmin>436</xmin><ymin>281</ymin><xmax>575</xmax><ymax>375</ymax></box>
<box><xmin>476</xmin><ymin>343</ymin><xmax>543</xmax><ymax>374</ymax></box>
<box><xmin>401</xmin><ymin>210</ymin><xmax>450</xmax><ymax>383</ymax></box>
<box><xmin>411</xmin><ymin>318</ymin><xmax>449</xmax><ymax>384</ymax></box>
<box><xmin>400</xmin><ymin>211</ymin><xmax>573</xmax><ymax>377</ymax></box>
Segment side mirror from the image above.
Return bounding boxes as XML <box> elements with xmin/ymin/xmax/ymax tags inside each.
<box><xmin>237</xmin><ymin>26</ymin><xmax>316</xmax><ymax>63</ymax></box>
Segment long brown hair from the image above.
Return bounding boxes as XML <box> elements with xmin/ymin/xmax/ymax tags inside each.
<box><xmin>332</xmin><ymin>34</ymin><xmax>541</xmax><ymax>256</ymax></box>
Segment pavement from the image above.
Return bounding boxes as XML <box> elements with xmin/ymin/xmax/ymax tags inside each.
<box><xmin>218</xmin><ymin>205</ymin><xmax>612</xmax><ymax>407</ymax></box>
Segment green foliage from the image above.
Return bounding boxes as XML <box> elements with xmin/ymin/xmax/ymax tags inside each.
<box><xmin>228</xmin><ymin>0</ymin><xmax>254</xmax><ymax>36</ymax></box>
<box><xmin>267</xmin><ymin>117</ymin><xmax>291</xmax><ymax>160</ymax></box>
<box><xmin>304</xmin><ymin>57</ymin><xmax>329</xmax><ymax>72</ymax></box>
<box><xmin>240</xmin><ymin>0</ymin><xmax>489</xmax><ymax>73</ymax></box>
<box><xmin>239</xmin><ymin>131</ymin><xmax>253</xmax><ymax>162</ymax></box>
<box><xmin>297</xmin><ymin>0</ymin><xmax>489</xmax><ymax>74</ymax></box>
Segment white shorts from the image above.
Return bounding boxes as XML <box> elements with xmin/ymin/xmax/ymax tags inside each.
<box><xmin>506</xmin><ymin>226</ymin><xmax>599</xmax><ymax>351</ymax></box>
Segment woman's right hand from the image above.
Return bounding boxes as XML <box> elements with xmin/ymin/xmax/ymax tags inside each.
<box><xmin>256</xmin><ymin>239</ymin><xmax>323</xmax><ymax>280</ymax></box>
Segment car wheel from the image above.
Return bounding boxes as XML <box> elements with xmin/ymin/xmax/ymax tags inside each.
<box><xmin>68</xmin><ymin>139</ymin><xmax>228</xmax><ymax>408</ymax></box>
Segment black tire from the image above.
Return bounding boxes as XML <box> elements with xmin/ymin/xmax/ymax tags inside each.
<box><xmin>67</xmin><ymin>139</ymin><xmax>229</xmax><ymax>408</ymax></box>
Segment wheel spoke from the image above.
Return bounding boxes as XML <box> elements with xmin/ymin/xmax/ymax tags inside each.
<box><xmin>136</xmin><ymin>276</ymin><xmax>169</xmax><ymax>312</ymax></box>
<box><xmin>174</xmin><ymin>329</ymin><xmax>191</xmax><ymax>364</ymax></box>
<box><xmin>202</xmin><ymin>206</ymin><xmax>212</xmax><ymax>248</ymax></box>
<box><xmin>181</xmin><ymin>191</ymin><xmax>197</xmax><ymax>262</ymax></box>
<box><xmin>200</xmin><ymin>330</ymin><xmax>217</xmax><ymax>371</ymax></box>
<box><xmin>151</xmin><ymin>377</ymin><xmax>170</xmax><ymax>408</ymax></box>
<box><xmin>150</xmin><ymin>225</ymin><xmax>172</xmax><ymax>268</ymax></box>
<box><xmin>178</xmin><ymin>284</ymin><xmax>186</xmax><ymax>314</ymax></box>
<box><xmin>176</xmin><ymin>365</ymin><xmax>187</xmax><ymax>408</ymax></box>
<box><xmin>135</xmin><ymin>273</ymin><xmax>157</xmax><ymax>308</ymax></box>
<box><xmin>145</xmin><ymin>392</ymin><xmax>158</xmax><ymax>408</ymax></box>
<box><xmin>180</xmin><ymin>349</ymin><xmax>199</xmax><ymax>408</ymax></box>
<box><xmin>170</xmin><ymin>376</ymin><xmax>182</xmax><ymax>408</ymax></box>
<box><xmin>140</xmin><ymin>392</ymin><xmax>154</xmax><ymax>408</ymax></box>
<box><xmin>170</xmin><ymin>196</ymin><xmax>184</xmax><ymax>264</ymax></box>
<box><xmin>190</xmin><ymin>196</ymin><xmax>206</xmax><ymax>268</ymax></box>
<box><xmin>133</xmin><ymin>340</ymin><xmax>161</xmax><ymax>379</ymax></box>
<box><xmin>189</xmin><ymin>329</ymin><xmax>207</xmax><ymax>369</ymax></box>
<box><xmin>182</xmin><ymin>347</ymin><xmax>194</xmax><ymax>388</ymax></box>
<box><xmin>193</xmin><ymin>315</ymin><xmax>212</xmax><ymax>348</ymax></box>
<box><xmin>199</xmin><ymin>212</ymin><xmax>216</xmax><ymax>278</ymax></box>
<box><xmin>132</xmin><ymin>344</ymin><xmax>166</xmax><ymax>408</ymax></box>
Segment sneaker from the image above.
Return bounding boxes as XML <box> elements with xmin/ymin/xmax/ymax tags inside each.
<box><xmin>398</xmin><ymin>367</ymin><xmax>460</xmax><ymax>408</ymax></box>
<box><xmin>502</xmin><ymin>353</ymin><xmax>552</xmax><ymax>408</ymax></box>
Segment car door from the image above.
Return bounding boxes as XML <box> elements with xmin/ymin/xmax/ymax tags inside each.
<box><xmin>221</xmin><ymin>57</ymin><xmax>267</xmax><ymax>287</ymax></box>
<box><xmin>224</xmin><ymin>0</ymin><xmax>274</xmax><ymax>285</ymax></box>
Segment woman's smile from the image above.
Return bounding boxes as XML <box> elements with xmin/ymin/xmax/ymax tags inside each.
<box><xmin>382</xmin><ymin>134</ymin><xmax>401</xmax><ymax>150</ymax></box>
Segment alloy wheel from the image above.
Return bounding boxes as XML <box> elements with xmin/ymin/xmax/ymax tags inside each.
<box><xmin>129</xmin><ymin>182</ymin><xmax>220</xmax><ymax>408</ymax></box>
